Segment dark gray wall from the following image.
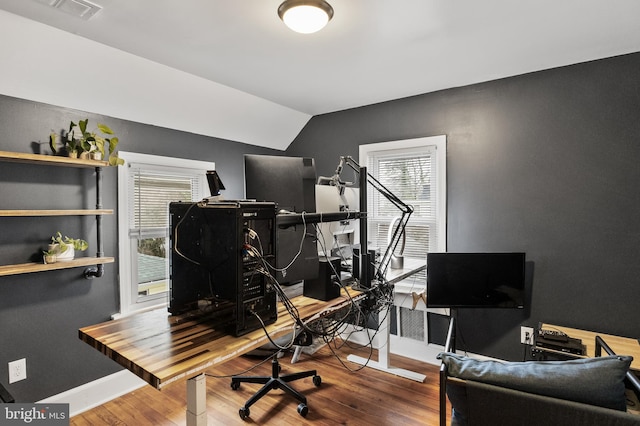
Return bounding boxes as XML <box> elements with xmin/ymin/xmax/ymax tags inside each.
<box><xmin>287</xmin><ymin>52</ymin><xmax>640</xmax><ymax>360</ymax></box>
<box><xmin>0</xmin><ymin>95</ymin><xmax>280</xmax><ymax>402</ymax></box>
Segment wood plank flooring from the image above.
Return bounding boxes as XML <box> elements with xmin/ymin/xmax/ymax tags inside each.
<box><xmin>70</xmin><ymin>341</ymin><xmax>450</xmax><ymax>425</ymax></box>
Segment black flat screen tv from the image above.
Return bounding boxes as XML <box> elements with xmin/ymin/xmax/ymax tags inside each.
<box><xmin>426</xmin><ymin>252</ymin><xmax>526</xmax><ymax>309</ymax></box>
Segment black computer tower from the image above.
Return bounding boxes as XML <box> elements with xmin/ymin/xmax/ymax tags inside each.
<box><xmin>169</xmin><ymin>200</ymin><xmax>277</xmax><ymax>336</ymax></box>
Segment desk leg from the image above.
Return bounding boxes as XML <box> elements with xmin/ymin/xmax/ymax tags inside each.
<box><xmin>186</xmin><ymin>373</ymin><xmax>207</xmax><ymax>426</ymax></box>
<box><xmin>346</xmin><ymin>308</ymin><xmax>426</xmax><ymax>382</ymax></box>
<box><xmin>378</xmin><ymin>311</ymin><xmax>391</xmax><ymax>368</ymax></box>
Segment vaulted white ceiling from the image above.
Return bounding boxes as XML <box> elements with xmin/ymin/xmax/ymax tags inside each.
<box><xmin>1</xmin><ymin>0</ymin><xmax>640</xmax><ymax>150</ymax></box>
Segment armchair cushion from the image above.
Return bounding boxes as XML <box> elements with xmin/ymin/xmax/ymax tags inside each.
<box><xmin>439</xmin><ymin>352</ymin><xmax>632</xmax><ymax>414</ymax></box>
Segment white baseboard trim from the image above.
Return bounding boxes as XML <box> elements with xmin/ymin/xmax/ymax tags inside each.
<box><xmin>38</xmin><ymin>370</ymin><xmax>147</xmax><ymax>417</ymax></box>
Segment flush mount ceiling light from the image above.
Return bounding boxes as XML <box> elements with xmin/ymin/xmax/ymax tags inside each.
<box><xmin>278</xmin><ymin>0</ymin><xmax>334</xmax><ymax>34</ymax></box>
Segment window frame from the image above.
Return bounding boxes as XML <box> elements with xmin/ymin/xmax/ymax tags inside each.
<box><xmin>359</xmin><ymin>135</ymin><xmax>447</xmax><ymax>292</ymax></box>
<box><xmin>116</xmin><ymin>151</ymin><xmax>215</xmax><ymax>318</ymax></box>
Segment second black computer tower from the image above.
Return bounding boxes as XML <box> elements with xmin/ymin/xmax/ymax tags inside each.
<box><xmin>169</xmin><ymin>200</ymin><xmax>277</xmax><ymax>336</ymax></box>
<box><xmin>352</xmin><ymin>246</ymin><xmax>378</xmax><ymax>288</ymax></box>
<box><xmin>304</xmin><ymin>257</ymin><xmax>341</xmax><ymax>301</ymax></box>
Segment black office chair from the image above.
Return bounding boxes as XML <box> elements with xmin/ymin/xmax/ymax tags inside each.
<box><xmin>230</xmin><ymin>330</ymin><xmax>322</xmax><ymax>420</ymax></box>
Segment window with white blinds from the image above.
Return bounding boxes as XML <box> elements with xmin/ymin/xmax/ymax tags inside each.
<box><xmin>360</xmin><ymin>136</ymin><xmax>446</xmax><ymax>287</ymax></box>
<box><xmin>117</xmin><ymin>152</ymin><xmax>214</xmax><ymax>317</ymax></box>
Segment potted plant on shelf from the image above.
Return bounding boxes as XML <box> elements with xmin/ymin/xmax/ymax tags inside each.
<box><xmin>49</xmin><ymin>119</ymin><xmax>124</xmax><ymax>166</ymax></box>
<box><xmin>49</xmin><ymin>129</ymin><xmax>83</xmax><ymax>159</ymax></box>
<box><xmin>46</xmin><ymin>232</ymin><xmax>89</xmax><ymax>263</ymax></box>
<box><xmin>42</xmin><ymin>248</ymin><xmax>57</xmax><ymax>264</ymax></box>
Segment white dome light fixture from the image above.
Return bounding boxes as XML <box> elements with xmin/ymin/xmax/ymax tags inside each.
<box><xmin>278</xmin><ymin>0</ymin><xmax>334</xmax><ymax>34</ymax></box>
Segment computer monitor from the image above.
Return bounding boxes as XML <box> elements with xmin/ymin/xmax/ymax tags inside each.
<box><xmin>244</xmin><ymin>154</ymin><xmax>316</xmax><ymax>213</ymax></box>
<box><xmin>244</xmin><ymin>154</ymin><xmax>319</xmax><ymax>284</ymax></box>
<box><xmin>315</xmin><ymin>184</ymin><xmax>359</xmax><ymax>260</ymax></box>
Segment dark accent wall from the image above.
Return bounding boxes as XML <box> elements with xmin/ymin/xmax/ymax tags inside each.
<box><xmin>287</xmin><ymin>52</ymin><xmax>640</xmax><ymax>360</ymax></box>
<box><xmin>0</xmin><ymin>95</ymin><xmax>280</xmax><ymax>402</ymax></box>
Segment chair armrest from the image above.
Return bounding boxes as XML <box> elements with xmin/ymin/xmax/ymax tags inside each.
<box><xmin>0</xmin><ymin>382</ymin><xmax>14</xmax><ymax>403</ymax></box>
<box><xmin>595</xmin><ymin>335</ymin><xmax>640</xmax><ymax>395</ymax></box>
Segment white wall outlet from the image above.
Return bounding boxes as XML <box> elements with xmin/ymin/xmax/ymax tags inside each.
<box><xmin>8</xmin><ymin>358</ymin><xmax>27</xmax><ymax>384</ymax></box>
<box><xmin>520</xmin><ymin>326</ymin><xmax>535</xmax><ymax>345</ymax></box>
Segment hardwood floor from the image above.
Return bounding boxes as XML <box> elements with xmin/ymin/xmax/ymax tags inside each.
<box><xmin>70</xmin><ymin>341</ymin><xmax>450</xmax><ymax>425</ymax></box>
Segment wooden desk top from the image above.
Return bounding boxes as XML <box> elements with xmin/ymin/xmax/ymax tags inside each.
<box><xmin>79</xmin><ymin>288</ymin><xmax>361</xmax><ymax>390</ymax></box>
<box><xmin>538</xmin><ymin>323</ymin><xmax>640</xmax><ymax>372</ymax></box>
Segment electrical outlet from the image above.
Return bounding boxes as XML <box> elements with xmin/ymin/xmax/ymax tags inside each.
<box><xmin>8</xmin><ymin>358</ymin><xmax>26</xmax><ymax>384</ymax></box>
<box><xmin>520</xmin><ymin>326</ymin><xmax>534</xmax><ymax>345</ymax></box>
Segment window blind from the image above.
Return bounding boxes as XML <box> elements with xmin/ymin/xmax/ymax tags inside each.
<box><xmin>128</xmin><ymin>167</ymin><xmax>200</xmax><ymax>238</ymax></box>
<box><xmin>366</xmin><ymin>145</ymin><xmax>440</xmax><ymax>259</ymax></box>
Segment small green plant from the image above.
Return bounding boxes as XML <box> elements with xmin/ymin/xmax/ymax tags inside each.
<box><xmin>49</xmin><ymin>119</ymin><xmax>124</xmax><ymax>166</ymax></box>
<box><xmin>42</xmin><ymin>247</ymin><xmax>57</xmax><ymax>256</ymax></box>
<box><xmin>42</xmin><ymin>247</ymin><xmax>57</xmax><ymax>264</ymax></box>
<box><xmin>50</xmin><ymin>231</ymin><xmax>89</xmax><ymax>252</ymax></box>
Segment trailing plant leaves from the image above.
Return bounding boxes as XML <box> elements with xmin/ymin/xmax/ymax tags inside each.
<box><xmin>97</xmin><ymin>123</ymin><xmax>114</xmax><ymax>135</ymax></box>
<box><xmin>79</xmin><ymin>119</ymin><xmax>88</xmax><ymax>134</ymax></box>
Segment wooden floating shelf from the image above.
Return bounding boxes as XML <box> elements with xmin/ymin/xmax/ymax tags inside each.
<box><xmin>1</xmin><ymin>150</ymin><xmax>115</xmax><ymax>279</ymax></box>
<box><xmin>0</xmin><ymin>209</ymin><xmax>114</xmax><ymax>217</ymax></box>
<box><xmin>0</xmin><ymin>150</ymin><xmax>108</xmax><ymax>168</ymax></box>
<box><xmin>0</xmin><ymin>257</ymin><xmax>115</xmax><ymax>277</ymax></box>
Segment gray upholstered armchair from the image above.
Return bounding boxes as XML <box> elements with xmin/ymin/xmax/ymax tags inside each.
<box><xmin>439</xmin><ymin>317</ymin><xmax>640</xmax><ymax>426</ymax></box>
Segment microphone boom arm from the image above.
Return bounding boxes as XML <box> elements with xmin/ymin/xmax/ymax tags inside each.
<box><xmin>336</xmin><ymin>156</ymin><xmax>414</xmax><ymax>282</ymax></box>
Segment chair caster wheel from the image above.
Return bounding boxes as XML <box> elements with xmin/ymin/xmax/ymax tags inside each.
<box><xmin>239</xmin><ymin>406</ymin><xmax>250</xmax><ymax>420</ymax></box>
<box><xmin>313</xmin><ymin>375</ymin><xmax>322</xmax><ymax>387</ymax></box>
<box><xmin>297</xmin><ymin>403</ymin><xmax>308</xmax><ymax>417</ymax></box>
<box><xmin>231</xmin><ymin>380</ymin><xmax>240</xmax><ymax>390</ymax></box>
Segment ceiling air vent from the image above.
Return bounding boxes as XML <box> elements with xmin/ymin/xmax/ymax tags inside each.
<box><xmin>34</xmin><ymin>0</ymin><xmax>102</xmax><ymax>20</ymax></box>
